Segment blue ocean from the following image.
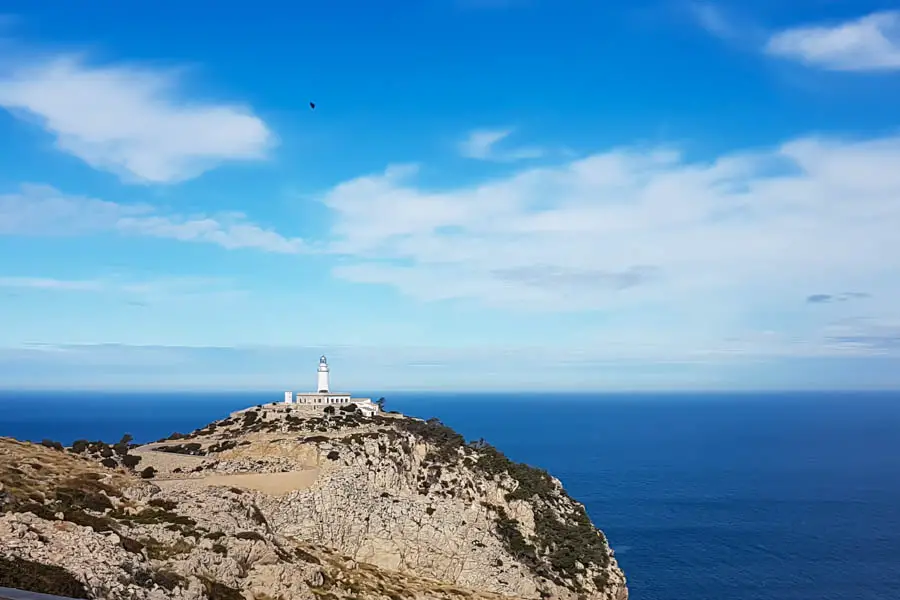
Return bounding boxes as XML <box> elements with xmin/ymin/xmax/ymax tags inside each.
<box><xmin>1</xmin><ymin>391</ymin><xmax>898</xmax><ymax>600</ymax></box>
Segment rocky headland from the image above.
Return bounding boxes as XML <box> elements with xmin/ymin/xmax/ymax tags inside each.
<box><xmin>0</xmin><ymin>403</ymin><xmax>627</xmax><ymax>600</ymax></box>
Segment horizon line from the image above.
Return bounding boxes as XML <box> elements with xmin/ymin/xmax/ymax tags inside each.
<box><xmin>1</xmin><ymin>388</ymin><xmax>899</xmax><ymax>395</ymax></box>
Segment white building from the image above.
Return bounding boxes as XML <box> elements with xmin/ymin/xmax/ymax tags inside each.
<box><xmin>284</xmin><ymin>356</ymin><xmax>379</xmax><ymax>416</ymax></box>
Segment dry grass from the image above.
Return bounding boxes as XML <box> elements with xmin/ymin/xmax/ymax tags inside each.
<box><xmin>306</xmin><ymin>543</ymin><xmax>509</xmax><ymax>600</ymax></box>
<box><xmin>0</xmin><ymin>437</ymin><xmax>129</xmax><ymax>508</ymax></box>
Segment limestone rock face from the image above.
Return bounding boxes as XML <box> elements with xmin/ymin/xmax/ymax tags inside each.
<box><xmin>0</xmin><ymin>404</ymin><xmax>627</xmax><ymax>600</ymax></box>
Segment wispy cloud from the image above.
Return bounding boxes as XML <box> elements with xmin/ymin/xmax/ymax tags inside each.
<box><xmin>765</xmin><ymin>10</ymin><xmax>900</xmax><ymax>72</ymax></box>
<box><xmin>689</xmin><ymin>2</ymin><xmax>739</xmax><ymax>40</ymax></box>
<box><xmin>0</xmin><ymin>277</ymin><xmax>102</xmax><ymax>291</ymax></box>
<box><xmin>0</xmin><ymin>184</ymin><xmax>304</xmax><ymax>253</ymax></box>
<box><xmin>458</xmin><ymin>128</ymin><xmax>545</xmax><ymax>162</ymax></box>
<box><xmin>822</xmin><ymin>318</ymin><xmax>900</xmax><ymax>352</ymax></box>
<box><xmin>0</xmin><ymin>275</ymin><xmax>244</xmax><ymax>305</ymax></box>
<box><xmin>320</xmin><ymin>133</ymin><xmax>900</xmax><ymax>328</ymax></box>
<box><xmin>806</xmin><ymin>292</ymin><xmax>871</xmax><ymax>304</ymax></box>
<box><xmin>0</xmin><ymin>50</ymin><xmax>275</xmax><ymax>183</ymax></box>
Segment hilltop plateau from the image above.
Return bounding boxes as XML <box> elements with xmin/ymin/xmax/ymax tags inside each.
<box><xmin>0</xmin><ymin>403</ymin><xmax>627</xmax><ymax>600</ymax></box>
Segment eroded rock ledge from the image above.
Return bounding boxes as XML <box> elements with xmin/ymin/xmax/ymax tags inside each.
<box><xmin>0</xmin><ymin>403</ymin><xmax>627</xmax><ymax>600</ymax></box>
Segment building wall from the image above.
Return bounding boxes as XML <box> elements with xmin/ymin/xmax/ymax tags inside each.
<box><xmin>295</xmin><ymin>394</ymin><xmax>352</xmax><ymax>405</ymax></box>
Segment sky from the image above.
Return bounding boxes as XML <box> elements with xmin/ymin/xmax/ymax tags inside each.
<box><xmin>1</xmin><ymin>0</ymin><xmax>900</xmax><ymax>391</ymax></box>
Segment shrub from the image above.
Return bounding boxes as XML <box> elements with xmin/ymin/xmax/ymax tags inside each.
<box><xmin>150</xmin><ymin>569</ymin><xmax>186</xmax><ymax>591</ymax></box>
<box><xmin>55</xmin><ymin>485</ymin><xmax>113</xmax><ymax>512</ymax></box>
<box><xmin>533</xmin><ymin>504</ymin><xmax>610</xmax><ymax>575</ymax></box>
<box><xmin>120</xmin><ymin>535</ymin><xmax>145</xmax><ymax>553</ymax></box>
<box><xmin>326</xmin><ymin>450</ymin><xmax>340</xmax><ymax>460</ymax></box>
<box><xmin>113</xmin><ymin>507</ymin><xmax>195</xmax><ymax>529</ymax></box>
<box><xmin>148</xmin><ymin>498</ymin><xmax>178</xmax><ymax>510</ymax></box>
<box><xmin>70</xmin><ymin>439</ymin><xmax>89</xmax><ymax>454</ymax></box>
<box><xmin>199</xmin><ymin>576</ymin><xmax>245</xmax><ymax>600</ymax></box>
<box><xmin>87</xmin><ymin>441</ymin><xmax>109</xmax><ymax>454</ymax></box>
<box><xmin>101</xmin><ymin>457</ymin><xmax>118</xmax><ymax>469</ymax></box>
<box><xmin>398</xmin><ymin>417</ymin><xmax>465</xmax><ymax>462</ymax></box>
<box><xmin>40</xmin><ymin>439</ymin><xmax>64</xmax><ymax>452</ymax></box>
<box><xmin>100</xmin><ymin>447</ymin><xmax>114</xmax><ymax>458</ymax></box>
<box><xmin>235</xmin><ymin>530</ymin><xmax>265</xmax><ymax>541</ymax></box>
<box><xmin>250</xmin><ymin>504</ymin><xmax>268</xmax><ymax>527</ymax></box>
<box><xmin>493</xmin><ymin>506</ymin><xmax>537</xmax><ymax>563</ymax></box>
<box><xmin>140</xmin><ymin>466</ymin><xmax>157</xmax><ymax>479</ymax></box>
<box><xmin>122</xmin><ymin>454</ymin><xmax>142</xmax><ymax>469</ymax></box>
<box><xmin>294</xmin><ymin>547</ymin><xmax>321</xmax><ymax>564</ymax></box>
<box><xmin>156</xmin><ymin>442</ymin><xmax>204</xmax><ymax>456</ymax></box>
<box><xmin>0</xmin><ymin>555</ymin><xmax>89</xmax><ymax>598</ymax></box>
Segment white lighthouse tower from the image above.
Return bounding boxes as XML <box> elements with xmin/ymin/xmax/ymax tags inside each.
<box><xmin>280</xmin><ymin>355</ymin><xmax>377</xmax><ymax>415</ymax></box>
<box><xmin>317</xmin><ymin>355</ymin><xmax>330</xmax><ymax>393</ymax></box>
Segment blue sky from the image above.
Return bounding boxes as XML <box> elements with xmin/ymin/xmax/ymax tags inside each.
<box><xmin>1</xmin><ymin>0</ymin><xmax>900</xmax><ymax>391</ymax></box>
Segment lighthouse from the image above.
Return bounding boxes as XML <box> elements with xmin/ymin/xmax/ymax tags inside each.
<box><xmin>282</xmin><ymin>356</ymin><xmax>377</xmax><ymax>415</ymax></box>
<box><xmin>317</xmin><ymin>355</ymin><xmax>330</xmax><ymax>393</ymax></box>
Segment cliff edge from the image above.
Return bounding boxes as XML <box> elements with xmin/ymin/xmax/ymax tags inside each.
<box><xmin>0</xmin><ymin>403</ymin><xmax>627</xmax><ymax>600</ymax></box>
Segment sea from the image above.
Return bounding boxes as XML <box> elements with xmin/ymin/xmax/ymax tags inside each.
<box><xmin>1</xmin><ymin>390</ymin><xmax>898</xmax><ymax>600</ymax></box>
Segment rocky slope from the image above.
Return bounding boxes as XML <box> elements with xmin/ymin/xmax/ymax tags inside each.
<box><xmin>0</xmin><ymin>403</ymin><xmax>627</xmax><ymax>600</ymax></box>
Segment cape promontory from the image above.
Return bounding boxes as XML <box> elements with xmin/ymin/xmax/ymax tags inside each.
<box><xmin>0</xmin><ymin>402</ymin><xmax>627</xmax><ymax>600</ymax></box>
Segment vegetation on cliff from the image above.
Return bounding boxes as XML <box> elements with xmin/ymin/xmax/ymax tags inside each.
<box><xmin>394</xmin><ymin>417</ymin><xmax>612</xmax><ymax>592</ymax></box>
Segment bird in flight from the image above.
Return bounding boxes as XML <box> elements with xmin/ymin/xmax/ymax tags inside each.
<box><xmin>309</xmin><ymin>102</ymin><xmax>316</xmax><ymax>110</ymax></box>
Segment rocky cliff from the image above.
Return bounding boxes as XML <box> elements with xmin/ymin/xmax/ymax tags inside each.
<box><xmin>0</xmin><ymin>403</ymin><xmax>627</xmax><ymax>600</ymax></box>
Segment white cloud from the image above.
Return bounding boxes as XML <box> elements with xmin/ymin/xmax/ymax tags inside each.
<box><xmin>765</xmin><ymin>10</ymin><xmax>900</xmax><ymax>71</ymax></box>
<box><xmin>0</xmin><ymin>277</ymin><xmax>102</xmax><ymax>291</ymax></box>
<box><xmin>458</xmin><ymin>128</ymin><xmax>545</xmax><ymax>162</ymax></box>
<box><xmin>319</xmin><ymin>133</ymin><xmax>900</xmax><ymax>356</ymax></box>
<box><xmin>0</xmin><ymin>275</ymin><xmax>248</xmax><ymax>308</ymax></box>
<box><xmin>0</xmin><ymin>54</ymin><xmax>274</xmax><ymax>183</ymax></box>
<box><xmin>689</xmin><ymin>2</ymin><xmax>738</xmax><ymax>40</ymax></box>
<box><xmin>0</xmin><ymin>184</ymin><xmax>304</xmax><ymax>253</ymax></box>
